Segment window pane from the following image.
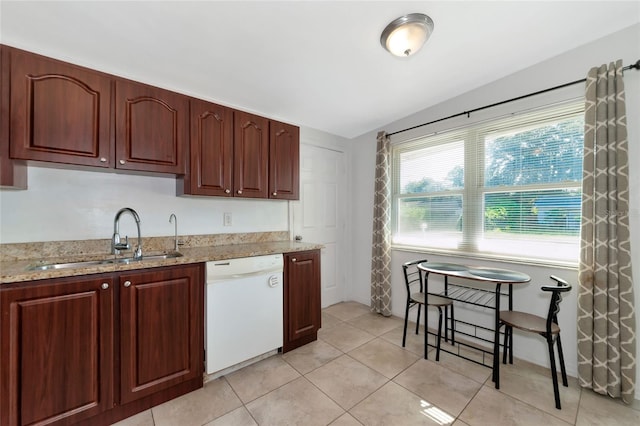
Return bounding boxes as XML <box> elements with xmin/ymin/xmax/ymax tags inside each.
<box><xmin>484</xmin><ymin>189</ymin><xmax>581</xmax><ymax>236</ymax></box>
<box><xmin>394</xmin><ymin>195</ymin><xmax>462</xmax><ymax>249</ymax></box>
<box><xmin>480</xmin><ymin>189</ymin><xmax>581</xmax><ymax>261</ymax></box>
<box><xmin>399</xmin><ymin>141</ymin><xmax>464</xmax><ymax>194</ymax></box>
<box><xmin>484</xmin><ymin>117</ymin><xmax>583</xmax><ymax>187</ymax></box>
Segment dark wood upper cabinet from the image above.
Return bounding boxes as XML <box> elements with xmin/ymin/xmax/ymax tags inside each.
<box><xmin>2</xmin><ymin>45</ymin><xmax>300</xmax><ymax>191</ymax></box>
<box><xmin>0</xmin><ymin>275</ymin><xmax>114</xmax><ymax>426</ymax></box>
<box><xmin>233</xmin><ymin>111</ymin><xmax>269</xmax><ymax>198</ymax></box>
<box><xmin>8</xmin><ymin>47</ymin><xmax>113</xmax><ymax>168</ymax></box>
<box><xmin>180</xmin><ymin>99</ymin><xmax>234</xmax><ymax>196</ymax></box>
<box><xmin>283</xmin><ymin>250</ymin><xmax>321</xmax><ymax>352</ymax></box>
<box><xmin>119</xmin><ymin>264</ymin><xmax>203</xmax><ymax>405</ymax></box>
<box><xmin>269</xmin><ymin>120</ymin><xmax>300</xmax><ymax>200</ymax></box>
<box><xmin>115</xmin><ymin>80</ymin><xmax>188</xmax><ymax>174</ymax></box>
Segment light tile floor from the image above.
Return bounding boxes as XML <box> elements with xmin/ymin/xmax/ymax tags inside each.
<box><xmin>115</xmin><ymin>301</ymin><xmax>640</xmax><ymax>426</ymax></box>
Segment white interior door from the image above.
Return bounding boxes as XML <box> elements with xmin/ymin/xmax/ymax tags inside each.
<box><xmin>292</xmin><ymin>144</ymin><xmax>346</xmax><ymax>308</ymax></box>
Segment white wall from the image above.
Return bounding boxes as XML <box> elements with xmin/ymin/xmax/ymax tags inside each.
<box><xmin>350</xmin><ymin>24</ymin><xmax>640</xmax><ymax>396</ymax></box>
<box><xmin>0</xmin><ymin>166</ymin><xmax>291</xmax><ymax>243</ymax></box>
<box><xmin>0</xmin><ymin>127</ymin><xmax>348</xmax><ymax>244</ymax></box>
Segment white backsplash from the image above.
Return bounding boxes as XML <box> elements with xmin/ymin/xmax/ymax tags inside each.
<box><xmin>0</xmin><ymin>165</ymin><xmax>290</xmax><ymax>244</ymax></box>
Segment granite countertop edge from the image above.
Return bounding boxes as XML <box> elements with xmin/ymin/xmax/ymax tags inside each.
<box><xmin>0</xmin><ymin>241</ymin><xmax>323</xmax><ymax>285</ymax></box>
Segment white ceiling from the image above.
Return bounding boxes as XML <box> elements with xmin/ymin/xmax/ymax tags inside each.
<box><xmin>1</xmin><ymin>1</ymin><xmax>639</xmax><ymax>139</ymax></box>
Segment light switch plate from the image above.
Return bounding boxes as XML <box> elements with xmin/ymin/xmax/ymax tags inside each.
<box><xmin>223</xmin><ymin>212</ymin><xmax>232</xmax><ymax>226</ymax></box>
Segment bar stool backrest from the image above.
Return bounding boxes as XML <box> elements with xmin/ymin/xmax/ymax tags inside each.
<box><xmin>402</xmin><ymin>259</ymin><xmax>428</xmax><ymax>296</ymax></box>
<box><xmin>542</xmin><ymin>275</ymin><xmax>572</xmax><ymax>336</ymax></box>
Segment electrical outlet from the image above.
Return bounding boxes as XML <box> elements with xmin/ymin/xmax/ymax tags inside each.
<box><xmin>223</xmin><ymin>212</ymin><xmax>232</xmax><ymax>226</ymax></box>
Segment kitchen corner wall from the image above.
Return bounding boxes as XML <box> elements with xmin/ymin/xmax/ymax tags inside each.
<box><xmin>0</xmin><ymin>125</ymin><xmax>350</xmax><ymax>245</ymax></box>
<box><xmin>349</xmin><ymin>24</ymin><xmax>640</xmax><ymax>397</ymax></box>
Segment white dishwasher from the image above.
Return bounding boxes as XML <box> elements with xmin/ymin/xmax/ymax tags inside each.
<box><xmin>205</xmin><ymin>254</ymin><xmax>284</xmax><ymax>375</ymax></box>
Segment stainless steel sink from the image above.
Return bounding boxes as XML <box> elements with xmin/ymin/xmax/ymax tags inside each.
<box><xmin>28</xmin><ymin>259</ymin><xmax>114</xmax><ymax>271</ymax></box>
<box><xmin>27</xmin><ymin>252</ymin><xmax>184</xmax><ymax>271</ymax></box>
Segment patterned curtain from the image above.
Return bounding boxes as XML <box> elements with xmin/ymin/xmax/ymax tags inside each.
<box><xmin>577</xmin><ymin>60</ymin><xmax>636</xmax><ymax>404</ymax></box>
<box><xmin>371</xmin><ymin>131</ymin><xmax>392</xmax><ymax>316</ymax></box>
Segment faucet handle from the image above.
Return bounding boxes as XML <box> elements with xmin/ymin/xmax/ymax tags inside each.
<box><xmin>113</xmin><ymin>235</ymin><xmax>131</xmax><ymax>251</ymax></box>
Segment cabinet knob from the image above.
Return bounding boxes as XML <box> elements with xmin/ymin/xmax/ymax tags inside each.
<box><xmin>124</xmin><ymin>280</ymin><xmax>131</xmax><ymax>287</ymax></box>
<box><xmin>291</xmin><ymin>258</ymin><xmax>297</xmax><ymax>262</ymax></box>
<box><xmin>100</xmin><ymin>157</ymin><xmax>107</xmax><ymax>163</ymax></box>
<box><xmin>237</xmin><ymin>190</ymin><xmax>243</xmax><ymax>195</ymax></box>
<box><xmin>119</xmin><ymin>159</ymin><xmax>126</xmax><ymax>165</ymax></box>
<box><xmin>101</xmin><ymin>283</ymin><xmax>109</xmax><ymax>290</ymax></box>
<box><xmin>225</xmin><ymin>189</ymin><xmax>231</xmax><ymax>194</ymax></box>
<box><xmin>272</xmin><ymin>192</ymin><xmax>277</xmax><ymax>196</ymax></box>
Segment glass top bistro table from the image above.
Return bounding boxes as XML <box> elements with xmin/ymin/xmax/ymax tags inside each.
<box><xmin>417</xmin><ymin>262</ymin><xmax>531</xmax><ymax>388</ymax></box>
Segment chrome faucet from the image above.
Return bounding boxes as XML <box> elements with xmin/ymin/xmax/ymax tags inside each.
<box><xmin>169</xmin><ymin>213</ymin><xmax>179</xmax><ymax>252</ymax></box>
<box><xmin>112</xmin><ymin>207</ymin><xmax>143</xmax><ymax>259</ymax></box>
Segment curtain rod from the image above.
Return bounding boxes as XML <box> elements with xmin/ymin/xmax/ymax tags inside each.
<box><xmin>388</xmin><ymin>59</ymin><xmax>640</xmax><ymax>137</ymax></box>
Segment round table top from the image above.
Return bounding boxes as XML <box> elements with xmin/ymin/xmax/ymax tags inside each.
<box><xmin>418</xmin><ymin>262</ymin><xmax>531</xmax><ymax>283</ymax></box>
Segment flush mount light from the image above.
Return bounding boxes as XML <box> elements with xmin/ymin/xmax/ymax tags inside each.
<box><xmin>380</xmin><ymin>13</ymin><xmax>434</xmax><ymax>57</ymax></box>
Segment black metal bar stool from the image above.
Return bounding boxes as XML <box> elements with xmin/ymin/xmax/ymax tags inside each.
<box><xmin>402</xmin><ymin>259</ymin><xmax>453</xmax><ymax>361</ymax></box>
<box><xmin>499</xmin><ymin>275</ymin><xmax>572</xmax><ymax>409</ymax></box>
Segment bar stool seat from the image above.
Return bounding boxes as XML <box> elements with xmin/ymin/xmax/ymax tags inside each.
<box><xmin>499</xmin><ymin>311</ymin><xmax>561</xmax><ymax>334</ymax></box>
<box><xmin>409</xmin><ymin>292</ymin><xmax>452</xmax><ymax>308</ymax></box>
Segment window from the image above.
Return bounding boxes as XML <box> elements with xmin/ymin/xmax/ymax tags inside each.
<box><xmin>392</xmin><ymin>102</ymin><xmax>584</xmax><ymax>264</ymax></box>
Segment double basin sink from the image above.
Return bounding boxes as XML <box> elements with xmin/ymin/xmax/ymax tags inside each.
<box><xmin>28</xmin><ymin>252</ymin><xmax>183</xmax><ymax>271</ymax></box>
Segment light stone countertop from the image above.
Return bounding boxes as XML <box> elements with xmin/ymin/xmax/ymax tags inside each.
<box><xmin>0</xmin><ymin>234</ymin><xmax>323</xmax><ymax>284</ymax></box>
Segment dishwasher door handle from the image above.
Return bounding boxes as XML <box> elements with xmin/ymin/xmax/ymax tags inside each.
<box><xmin>210</xmin><ymin>268</ymin><xmax>283</xmax><ymax>281</ymax></box>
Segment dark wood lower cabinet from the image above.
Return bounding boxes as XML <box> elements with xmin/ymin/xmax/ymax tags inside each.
<box><xmin>119</xmin><ymin>266</ymin><xmax>203</xmax><ymax>404</ymax></box>
<box><xmin>0</xmin><ymin>274</ymin><xmax>114</xmax><ymax>426</ymax></box>
<box><xmin>0</xmin><ymin>263</ymin><xmax>204</xmax><ymax>426</ymax></box>
<box><xmin>283</xmin><ymin>250</ymin><xmax>321</xmax><ymax>352</ymax></box>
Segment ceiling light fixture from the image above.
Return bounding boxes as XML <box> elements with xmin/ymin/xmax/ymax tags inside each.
<box><xmin>380</xmin><ymin>13</ymin><xmax>434</xmax><ymax>57</ymax></box>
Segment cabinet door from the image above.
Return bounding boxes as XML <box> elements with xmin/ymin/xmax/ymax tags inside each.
<box><xmin>182</xmin><ymin>99</ymin><xmax>234</xmax><ymax>196</ymax></box>
<box><xmin>269</xmin><ymin>120</ymin><xmax>299</xmax><ymax>200</ymax></box>
<box><xmin>1</xmin><ymin>46</ymin><xmax>27</xmax><ymax>189</ymax></box>
<box><xmin>115</xmin><ymin>80</ymin><xmax>188</xmax><ymax>174</ymax></box>
<box><xmin>8</xmin><ymin>47</ymin><xmax>112</xmax><ymax>167</ymax></box>
<box><xmin>283</xmin><ymin>250</ymin><xmax>321</xmax><ymax>352</ymax></box>
<box><xmin>119</xmin><ymin>264</ymin><xmax>203</xmax><ymax>404</ymax></box>
<box><xmin>233</xmin><ymin>111</ymin><xmax>269</xmax><ymax>198</ymax></box>
<box><xmin>0</xmin><ymin>276</ymin><xmax>114</xmax><ymax>426</ymax></box>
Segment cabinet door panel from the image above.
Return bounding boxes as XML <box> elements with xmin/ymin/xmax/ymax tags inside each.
<box><xmin>9</xmin><ymin>48</ymin><xmax>112</xmax><ymax>167</ymax></box>
<box><xmin>269</xmin><ymin>120</ymin><xmax>299</xmax><ymax>200</ymax></box>
<box><xmin>0</xmin><ymin>276</ymin><xmax>113</xmax><ymax>426</ymax></box>
<box><xmin>185</xmin><ymin>100</ymin><xmax>233</xmax><ymax>196</ymax></box>
<box><xmin>115</xmin><ymin>81</ymin><xmax>187</xmax><ymax>174</ymax></box>
<box><xmin>119</xmin><ymin>264</ymin><xmax>203</xmax><ymax>404</ymax></box>
<box><xmin>284</xmin><ymin>250</ymin><xmax>321</xmax><ymax>352</ymax></box>
<box><xmin>234</xmin><ymin>111</ymin><xmax>269</xmax><ymax>198</ymax></box>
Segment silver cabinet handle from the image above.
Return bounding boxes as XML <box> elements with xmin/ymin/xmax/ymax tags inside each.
<box><xmin>124</xmin><ymin>280</ymin><xmax>131</xmax><ymax>287</ymax></box>
<box><xmin>101</xmin><ymin>283</ymin><xmax>109</xmax><ymax>290</ymax></box>
<box><xmin>119</xmin><ymin>159</ymin><xmax>126</xmax><ymax>165</ymax></box>
<box><xmin>272</xmin><ymin>192</ymin><xmax>277</xmax><ymax>196</ymax></box>
<box><xmin>100</xmin><ymin>157</ymin><xmax>107</xmax><ymax>163</ymax></box>
<box><xmin>291</xmin><ymin>258</ymin><xmax>297</xmax><ymax>262</ymax></box>
<box><xmin>225</xmin><ymin>189</ymin><xmax>231</xmax><ymax>194</ymax></box>
<box><xmin>237</xmin><ymin>190</ymin><xmax>243</xmax><ymax>195</ymax></box>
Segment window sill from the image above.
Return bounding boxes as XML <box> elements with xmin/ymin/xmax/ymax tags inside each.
<box><xmin>391</xmin><ymin>244</ymin><xmax>579</xmax><ymax>270</ymax></box>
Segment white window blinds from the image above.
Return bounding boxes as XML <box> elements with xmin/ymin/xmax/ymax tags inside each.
<box><xmin>392</xmin><ymin>101</ymin><xmax>584</xmax><ymax>264</ymax></box>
